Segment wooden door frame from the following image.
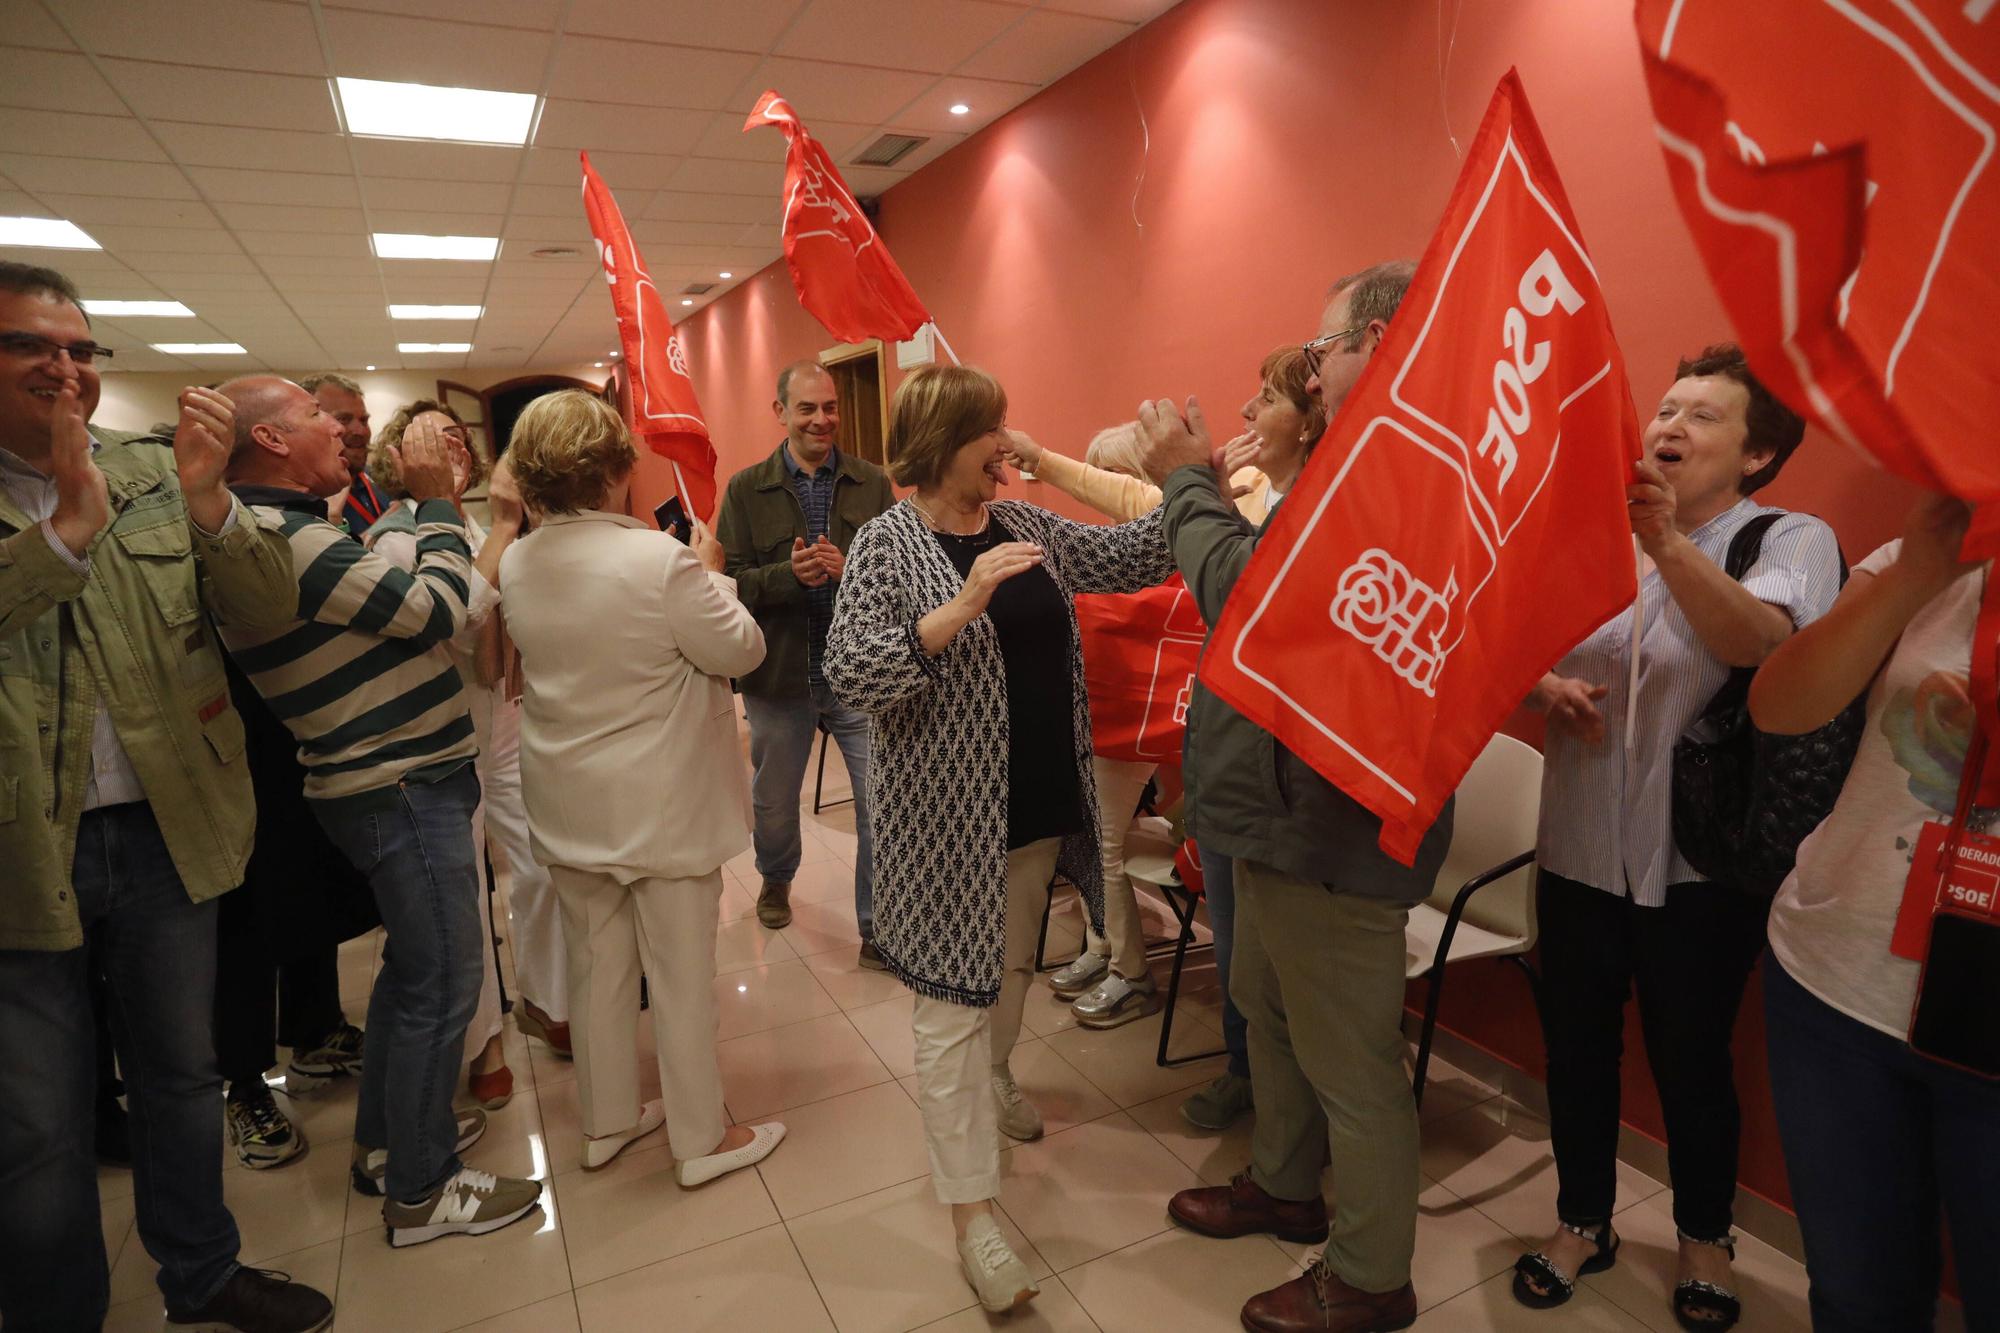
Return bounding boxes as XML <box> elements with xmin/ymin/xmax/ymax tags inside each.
<box><xmin>819</xmin><ymin>338</ymin><xmax>889</xmax><ymax>465</ymax></box>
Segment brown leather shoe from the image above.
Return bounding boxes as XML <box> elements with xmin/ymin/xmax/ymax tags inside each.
<box><xmin>1241</xmin><ymin>1262</ymin><xmax>1416</xmax><ymax>1332</ymax></box>
<box><xmin>1169</xmin><ymin>1170</ymin><xmax>1328</xmax><ymax>1244</ymax></box>
<box><xmin>756</xmin><ymin>880</ymin><xmax>792</xmax><ymax>929</ymax></box>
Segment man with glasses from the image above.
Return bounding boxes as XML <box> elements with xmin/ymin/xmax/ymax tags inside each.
<box><xmin>1137</xmin><ymin>262</ymin><xmax>1451</xmax><ymax>1333</ymax></box>
<box><xmin>0</xmin><ymin>261</ymin><xmax>334</xmax><ymax>1331</ymax></box>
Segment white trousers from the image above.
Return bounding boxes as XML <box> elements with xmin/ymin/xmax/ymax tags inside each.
<box><xmin>1078</xmin><ymin>756</ymin><xmax>1156</xmax><ymax>981</ymax></box>
<box><xmin>548</xmin><ymin>864</ymin><xmax>728</xmax><ymax>1159</ymax></box>
<box><xmin>464</xmin><ymin>689</ymin><xmax>503</xmax><ymax>1059</ymax></box>
<box><xmin>480</xmin><ymin>696</ymin><xmax>567</xmax><ymax>1021</ymax></box>
<box><xmin>910</xmin><ymin>838</ymin><xmax>1060</xmax><ymax>1204</ymax></box>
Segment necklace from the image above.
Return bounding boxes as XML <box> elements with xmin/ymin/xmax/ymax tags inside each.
<box><xmin>910</xmin><ymin>494</ymin><xmax>990</xmax><ymax>538</ymax></box>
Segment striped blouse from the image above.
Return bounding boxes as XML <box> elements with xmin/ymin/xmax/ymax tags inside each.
<box><xmin>1537</xmin><ymin>499</ymin><xmax>1843</xmax><ymax>906</ymax></box>
<box><xmin>219</xmin><ymin>487</ymin><xmax>477</xmax><ymax>800</ymax></box>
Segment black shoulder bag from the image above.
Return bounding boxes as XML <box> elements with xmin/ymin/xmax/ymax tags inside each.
<box><xmin>1670</xmin><ymin>514</ymin><xmax>1867</xmax><ymax>896</ymax></box>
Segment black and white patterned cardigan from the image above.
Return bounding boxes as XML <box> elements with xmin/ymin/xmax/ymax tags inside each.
<box><xmin>823</xmin><ymin>498</ymin><xmax>1175</xmax><ymax>1007</ymax></box>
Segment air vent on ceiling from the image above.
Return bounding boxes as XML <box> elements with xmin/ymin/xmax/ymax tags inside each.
<box><xmin>529</xmin><ymin>246</ymin><xmax>581</xmax><ymax>259</ymax></box>
<box><xmin>853</xmin><ymin>133</ymin><xmax>928</xmax><ymax>168</ymax></box>
<box><xmin>681</xmin><ymin>282</ymin><xmax>716</xmax><ymax>295</ymax></box>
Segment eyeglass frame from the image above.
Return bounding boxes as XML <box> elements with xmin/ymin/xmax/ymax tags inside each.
<box><xmin>0</xmin><ymin>331</ymin><xmax>117</xmax><ymax>366</ymax></box>
<box><xmin>1301</xmin><ymin>325</ymin><xmax>1369</xmax><ymax>377</ymax></box>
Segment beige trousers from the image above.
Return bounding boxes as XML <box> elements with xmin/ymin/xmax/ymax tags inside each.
<box><xmin>1079</xmin><ymin>756</ymin><xmax>1155</xmax><ymax>981</ymax></box>
<box><xmin>547</xmin><ymin>864</ymin><xmax>727</xmax><ymax>1160</ymax></box>
<box><xmin>910</xmin><ymin>838</ymin><xmax>1062</xmax><ymax>1204</ymax></box>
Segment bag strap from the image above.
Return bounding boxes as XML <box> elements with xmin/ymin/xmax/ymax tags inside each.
<box><xmin>1722</xmin><ymin>512</ymin><xmax>1784</xmax><ymax>581</ymax></box>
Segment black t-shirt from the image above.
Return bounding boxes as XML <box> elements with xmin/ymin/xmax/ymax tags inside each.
<box><xmin>933</xmin><ymin>514</ymin><xmax>1084</xmax><ymax>849</ymax></box>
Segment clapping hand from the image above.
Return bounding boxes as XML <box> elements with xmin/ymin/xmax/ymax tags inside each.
<box><xmin>790</xmin><ymin>537</ymin><xmax>829</xmax><ymax>588</ymax></box>
<box><xmin>486</xmin><ymin>455</ymin><xmax>525</xmax><ymax>530</ymax></box>
<box><xmin>393</xmin><ymin>413</ymin><xmax>458</xmax><ymax>502</ymax></box>
<box><xmin>47</xmin><ymin>378</ymin><xmax>109</xmax><ymax>558</ymax></box>
<box><xmin>1215</xmin><ymin>431</ymin><xmax>1260</xmax><ymax>498</ymax></box>
<box><xmin>809</xmin><ymin>535</ymin><xmax>844</xmax><ymax>582</ymax></box>
<box><xmin>1136</xmin><ymin>396</ymin><xmax>1213</xmax><ymax>485</ymax></box>
<box><xmin>173</xmin><ymin>386</ymin><xmax>235</xmax><ymax>533</ymax></box>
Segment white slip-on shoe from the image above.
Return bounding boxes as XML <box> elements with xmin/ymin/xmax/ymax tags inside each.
<box><xmin>583</xmin><ymin>1100</ymin><xmax>666</xmax><ymax>1171</ymax></box>
<box><xmin>673</xmin><ymin>1122</ymin><xmax>786</xmax><ymax>1188</ymax></box>
<box><xmin>992</xmin><ymin>1069</ymin><xmax>1044</xmax><ymax>1141</ymax></box>
<box><xmin>958</xmin><ymin>1214</ymin><xmax>1039</xmax><ymax>1313</ymax></box>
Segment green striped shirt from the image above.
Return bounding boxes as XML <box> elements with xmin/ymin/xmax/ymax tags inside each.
<box><xmin>220</xmin><ymin>489</ymin><xmax>477</xmax><ymax>799</ymax></box>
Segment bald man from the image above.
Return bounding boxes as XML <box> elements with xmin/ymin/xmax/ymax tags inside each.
<box><xmin>217</xmin><ymin>376</ymin><xmax>543</xmax><ymax>1247</ymax></box>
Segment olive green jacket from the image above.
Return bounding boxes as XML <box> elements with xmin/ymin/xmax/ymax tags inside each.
<box><xmin>0</xmin><ymin>430</ymin><xmax>298</xmax><ymax>950</ymax></box>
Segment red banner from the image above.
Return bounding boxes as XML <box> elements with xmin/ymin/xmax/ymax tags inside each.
<box><xmin>1198</xmin><ymin>71</ymin><xmax>1640</xmax><ymax>863</ymax></box>
<box><xmin>1636</xmin><ymin>0</ymin><xmax>2000</xmax><ymax>545</ymax></box>
<box><xmin>743</xmin><ymin>90</ymin><xmax>932</xmax><ymax>345</ymax></box>
<box><xmin>579</xmin><ymin>151</ymin><xmax>719</xmax><ymax>520</ymax></box>
<box><xmin>1077</xmin><ymin>577</ymin><xmax>1207</xmax><ymax>764</ymax></box>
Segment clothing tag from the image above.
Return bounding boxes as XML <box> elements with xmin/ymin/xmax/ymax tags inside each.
<box><xmin>1892</xmin><ymin>820</ymin><xmax>2000</xmax><ymax>960</ymax></box>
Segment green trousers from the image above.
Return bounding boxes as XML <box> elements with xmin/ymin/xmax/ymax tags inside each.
<box><xmin>1232</xmin><ymin>859</ymin><xmax>1420</xmax><ymax>1294</ymax></box>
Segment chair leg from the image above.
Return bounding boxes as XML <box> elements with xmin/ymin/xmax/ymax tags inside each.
<box><xmin>1157</xmin><ymin>885</ymin><xmax>1223</xmax><ymax>1068</ymax></box>
<box><xmin>1508</xmin><ymin>954</ymin><xmax>1544</xmax><ymax>1020</ymax></box>
<box><xmin>1412</xmin><ymin>966</ymin><xmax>1447</xmax><ymax>1110</ymax></box>
<box><xmin>811</xmin><ymin>727</ymin><xmax>829</xmax><ymax>815</ymax></box>
<box><xmin>1035</xmin><ymin>883</ymin><xmax>1053</xmax><ymax>973</ymax></box>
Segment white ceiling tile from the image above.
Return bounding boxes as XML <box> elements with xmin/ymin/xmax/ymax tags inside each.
<box><xmin>368</xmin><ymin>208</ymin><xmax>505</xmax><ymax>234</ymax></box>
<box><xmin>38</xmin><ymin>195</ymin><xmax>221</xmax><ymax>228</ymax></box>
<box><xmin>0</xmin><ymin>246</ymin><xmax>137</xmax><ymax>274</ymax></box>
<box><xmin>696</xmin><ymin>113</ymin><xmax>879</xmax><ymax>164</ymax></box>
<box><xmin>895</xmin><ymin>76</ymin><xmax>1039</xmax><ymax>132</ymax></box>
<box><xmin>151</xmin><ymin>122</ymin><xmax>345</xmax><ymax>171</ymax></box>
<box><xmin>104</xmin><ymin>60</ymin><xmax>341</xmax><ymax>133</ymax></box>
<box><xmin>85</xmin><ymin>225</ymin><xmax>244</xmax><ymax>254</ymax></box>
<box><xmin>546</xmin><ymin>38</ymin><xmax>759</xmax><ymax>111</ymax></box>
<box><xmin>0</xmin><ymin>48</ymin><xmax>125</xmax><ymax>113</ymax></box>
<box><xmin>664</xmin><ymin>156</ymin><xmax>784</xmax><ymax>197</ymax></box>
<box><xmin>533</xmin><ymin>101</ymin><xmax>711</xmax><ymax>155</ymax></box>
<box><xmin>524</xmin><ymin>146</ymin><xmax>680</xmax><ymax>191</ymax></box>
<box><xmin>501</xmin><ymin>214</ymin><xmax>591</xmax><ymax>243</ymax></box>
<box><xmin>116</xmin><ymin>251</ymin><xmax>263</xmax><ymax>275</ymax></box>
<box><xmin>323</xmin><ymin>10</ymin><xmax>552</xmax><ymax>91</ymax></box>
<box><xmin>347</xmin><ymin>138</ymin><xmax>525</xmax><ymax>184</ymax></box>
<box><xmin>152</xmin><ymin>272</ymin><xmax>278</xmax><ymax>293</ymax></box>
<box><xmin>508</xmin><ymin>183</ymin><xmax>589</xmax><ymax>217</ymax></box>
<box><xmin>0</xmin><ymin>191</ymin><xmax>54</xmax><ymax>215</ymax></box>
<box><xmin>213</xmin><ymin>202</ymin><xmax>367</xmax><ymax>233</ymax></box>
<box><xmin>62</xmin><ymin>0</ymin><xmax>325</xmax><ymax>74</ymax></box>
<box><xmin>359</xmin><ymin>178</ymin><xmax>514</xmax><ymax>214</ymax></box>
<box><xmin>565</xmin><ymin>0</ymin><xmax>808</xmax><ymax>52</ymax></box>
<box><xmin>1041</xmin><ymin>0</ymin><xmax>1182</xmax><ymax>19</ymax></box>
<box><xmin>627</xmin><ymin>218</ymin><xmax>755</xmax><ymax>247</ymax></box>
<box><xmin>0</xmin><ymin>3</ymin><xmax>78</xmax><ymax>49</ymax></box>
<box><xmin>0</xmin><ymin>155</ymin><xmax>193</xmax><ymax>199</ymax></box>
<box><xmin>485</xmin><ymin>276</ymin><xmax>588</xmax><ymax>299</ymax></box>
<box><xmin>379</xmin><ymin>279</ymin><xmax>488</xmax><ymax>299</ymax></box>
<box><xmin>185</xmin><ymin>165</ymin><xmax>360</xmax><ymax>207</ymax></box>
<box><xmin>235</xmin><ymin>230</ymin><xmax>372</xmax><ymax>258</ymax></box>
<box><xmin>638</xmin><ymin>190</ymin><xmax>774</xmax><ymax>225</ymax></box>
<box><xmin>324</xmin><ymin>0</ymin><xmax>566</xmax><ymax>28</ymax></box>
<box><xmin>777</xmin><ymin>0</ymin><xmax>1025</xmax><ymax>73</ymax></box>
<box><xmin>0</xmin><ymin>109</ymin><xmax>167</xmax><ymax>163</ymax></box>
<box><xmin>959</xmin><ymin>9</ymin><xmax>1133</xmax><ymax>84</ymax></box>
<box><xmin>738</xmin><ymin>57</ymin><xmax>934</xmax><ymax>125</ymax></box>
<box><xmin>258</xmin><ymin>255</ymin><xmax>380</xmax><ymax>277</ymax></box>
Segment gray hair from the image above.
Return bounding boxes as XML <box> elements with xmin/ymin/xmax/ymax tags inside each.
<box><xmin>1082</xmin><ymin>423</ymin><xmax>1147</xmax><ymax>482</ymax></box>
<box><xmin>1327</xmin><ymin>260</ymin><xmax>1417</xmax><ymax>348</ymax></box>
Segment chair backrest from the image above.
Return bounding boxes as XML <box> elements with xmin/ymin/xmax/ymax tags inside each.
<box><xmin>1427</xmin><ymin>733</ymin><xmax>1543</xmax><ymax>948</ymax></box>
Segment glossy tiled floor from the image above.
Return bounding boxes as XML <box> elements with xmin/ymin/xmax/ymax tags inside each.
<box><xmin>94</xmin><ymin>753</ymin><xmax>1842</xmax><ymax>1332</ymax></box>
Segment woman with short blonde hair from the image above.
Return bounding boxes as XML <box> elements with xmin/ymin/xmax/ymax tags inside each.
<box><xmin>503</xmin><ymin>392</ymin><xmax>637</xmax><ymax>515</ymax></box>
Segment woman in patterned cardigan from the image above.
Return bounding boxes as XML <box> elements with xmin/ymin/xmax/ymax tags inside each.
<box><xmin>824</xmin><ymin>365</ymin><xmax>1174</xmax><ymax>1314</ymax></box>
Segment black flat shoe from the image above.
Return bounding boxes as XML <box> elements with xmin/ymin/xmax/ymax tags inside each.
<box><xmin>1511</xmin><ymin>1224</ymin><xmax>1620</xmax><ymax>1309</ymax></box>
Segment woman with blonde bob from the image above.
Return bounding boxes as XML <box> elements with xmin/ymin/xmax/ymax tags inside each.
<box><xmin>498</xmin><ymin>390</ymin><xmax>786</xmax><ymax>1184</ymax></box>
<box><xmin>824</xmin><ymin>365</ymin><xmax>1174</xmax><ymax>1313</ymax></box>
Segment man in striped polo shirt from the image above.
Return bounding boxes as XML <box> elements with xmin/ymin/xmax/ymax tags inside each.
<box><xmin>216</xmin><ymin>375</ymin><xmax>541</xmax><ymax>1248</ymax></box>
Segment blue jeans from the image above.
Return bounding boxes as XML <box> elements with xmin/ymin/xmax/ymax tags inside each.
<box><xmin>0</xmin><ymin>803</ymin><xmax>241</xmax><ymax>1328</ymax></box>
<box><xmin>743</xmin><ymin>685</ymin><xmax>875</xmax><ymax>937</ymax></box>
<box><xmin>1202</xmin><ymin>850</ymin><xmax>1250</xmax><ymax>1078</ymax></box>
<box><xmin>312</xmin><ymin>763</ymin><xmax>484</xmax><ymax>1202</ymax></box>
<box><xmin>1764</xmin><ymin>955</ymin><xmax>2000</xmax><ymax>1331</ymax></box>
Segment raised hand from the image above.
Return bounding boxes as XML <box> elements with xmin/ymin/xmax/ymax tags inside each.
<box><xmin>485</xmin><ymin>454</ymin><xmax>525</xmax><ymax>531</ymax></box>
<box><xmin>1000</xmin><ymin>429</ymin><xmax>1045</xmax><ymax>474</ymax></box>
<box><xmin>1894</xmin><ymin>493</ymin><xmax>1977</xmax><ymax>600</ymax></box>
<box><xmin>1136</xmin><ymin>396</ymin><xmax>1213</xmax><ymax>485</ymax></box>
<box><xmin>174</xmin><ymin>386</ymin><xmax>235</xmax><ymax>532</ymax></box>
<box><xmin>1215</xmin><ymin>430</ymin><xmax>1261</xmax><ymax>497</ymax></box>
<box><xmin>1626</xmin><ymin>458</ymin><xmax>1678</xmax><ymax>555</ymax></box>
<box><xmin>47</xmin><ymin>378</ymin><xmax>109</xmax><ymax>558</ymax></box>
<box><xmin>790</xmin><ymin>536</ymin><xmax>829</xmax><ymax>588</ymax></box>
<box><xmin>394</xmin><ymin>412</ymin><xmax>457</xmax><ymax>502</ymax></box>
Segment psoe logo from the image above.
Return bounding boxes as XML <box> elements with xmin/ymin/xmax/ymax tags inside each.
<box><xmin>1328</xmin><ymin>548</ymin><xmax>1458</xmax><ymax>697</ymax></box>
<box><xmin>667</xmin><ymin>334</ymin><xmax>688</xmax><ymax>378</ymax></box>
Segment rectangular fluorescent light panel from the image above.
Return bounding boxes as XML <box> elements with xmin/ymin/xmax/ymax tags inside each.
<box><xmin>389</xmin><ymin>304</ymin><xmax>482</xmax><ymax>320</ymax></box>
<box><xmin>397</xmin><ymin>342</ymin><xmax>473</xmax><ymax>353</ymax></box>
<box><xmin>371</xmin><ymin>233</ymin><xmax>499</xmax><ymax>262</ymax></box>
<box><xmin>0</xmin><ymin>216</ymin><xmax>101</xmax><ymax>249</ymax></box>
<box><xmin>336</xmin><ymin>77</ymin><xmax>537</xmax><ymax>146</ymax></box>
<box><xmin>84</xmin><ymin>300</ymin><xmax>194</xmax><ymax>317</ymax></box>
<box><xmin>153</xmin><ymin>343</ymin><xmax>247</xmax><ymax>354</ymax></box>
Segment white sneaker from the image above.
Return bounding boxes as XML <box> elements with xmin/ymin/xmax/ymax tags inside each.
<box><xmin>992</xmin><ymin>1069</ymin><xmax>1043</xmax><ymax>1141</ymax></box>
<box><xmin>583</xmin><ymin>1100</ymin><xmax>665</xmax><ymax>1171</ymax></box>
<box><xmin>1072</xmin><ymin>972</ymin><xmax>1161</xmax><ymax>1029</ymax></box>
<box><xmin>1048</xmin><ymin>951</ymin><xmax>1109</xmax><ymax>999</ymax></box>
<box><xmin>382</xmin><ymin>1167</ymin><xmax>542</xmax><ymax>1248</ymax></box>
<box><xmin>673</xmin><ymin>1122</ymin><xmax>786</xmax><ymax>1188</ymax></box>
<box><xmin>957</xmin><ymin>1214</ymin><xmax>1039</xmax><ymax>1313</ymax></box>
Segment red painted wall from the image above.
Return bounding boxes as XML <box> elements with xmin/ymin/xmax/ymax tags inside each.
<box><xmin>638</xmin><ymin>0</ymin><xmax>1914</xmax><ymax>1211</ymax></box>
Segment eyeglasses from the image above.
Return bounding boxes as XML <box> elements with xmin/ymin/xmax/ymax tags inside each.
<box><xmin>0</xmin><ymin>331</ymin><xmax>116</xmax><ymax>366</ymax></box>
<box><xmin>1301</xmin><ymin>326</ymin><xmax>1367</xmax><ymax>376</ymax></box>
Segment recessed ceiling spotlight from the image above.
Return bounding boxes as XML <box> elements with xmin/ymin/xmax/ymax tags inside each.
<box><xmin>593</xmin><ymin>361</ymin><xmax>604</xmax><ymax>368</ymax></box>
<box><xmin>335</xmin><ymin>77</ymin><xmax>538</xmax><ymax>146</ymax></box>
<box><xmin>680</xmin><ymin>298</ymin><xmax>694</xmax><ymax>306</ymax></box>
<box><xmin>0</xmin><ymin>216</ymin><xmax>100</xmax><ymax>249</ymax></box>
<box><xmin>153</xmin><ymin>343</ymin><xmax>246</xmax><ymax>354</ymax></box>
<box><xmin>397</xmin><ymin>342</ymin><xmax>472</xmax><ymax>353</ymax></box>
<box><xmin>365</xmin><ymin>364</ymin><xmax>377</xmax><ymax>371</ymax></box>
<box><xmin>371</xmin><ymin>233</ymin><xmax>499</xmax><ymax>261</ymax></box>
<box><xmin>948</xmin><ymin>103</ymin><xmax>971</xmax><ymax>116</ymax></box>
<box><xmin>720</xmin><ymin>271</ymin><xmax>733</xmax><ymax>279</ymax></box>
<box><xmin>388</xmin><ymin>304</ymin><xmax>483</xmax><ymax>320</ymax></box>
<box><xmin>83</xmin><ymin>300</ymin><xmax>194</xmax><ymax>317</ymax></box>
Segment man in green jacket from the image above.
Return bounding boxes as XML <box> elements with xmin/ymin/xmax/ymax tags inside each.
<box><xmin>1139</xmin><ymin>262</ymin><xmax>1454</xmax><ymax>1333</ymax></box>
<box><xmin>716</xmin><ymin>359</ymin><xmax>895</xmax><ymax>965</ymax></box>
<box><xmin>0</xmin><ymin>262</ymin><xmax>332</xmax><ymax>1332</ymax></box>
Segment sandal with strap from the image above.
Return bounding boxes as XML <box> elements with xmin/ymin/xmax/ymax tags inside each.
<box><xmin>1512</xmin><ymin>1221</ymin><xmax>1620</xmax><ymax>1309</ymax></box>
<box><xmin>1673</xmin><ymin>1231</ymin><xmax>1741</xmax><ymax>1331</ymax></box>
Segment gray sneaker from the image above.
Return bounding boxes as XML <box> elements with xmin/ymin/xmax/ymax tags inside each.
<box><xmin>383</xmin><ymin>1166</ymin><xmax>542</xmax><ymax>1248</ymax></box>
<box><xmin>1180</xmin><ymin>1073</ymin><xmax>1254</xmax><ymax>1130</ymax></box>
<box><xmin>1072</xmin><ymin>972</ymin><xmax>1161</xmax><ymax>1029</ymax></box>
<box><xmin>350</xmin><ymin>1106</ymin><xmax>488</xmax><ymax>1196</ymax></box>
<box><xmin>1047</xmin><ymin>951</ymin><xmax>1109</xmax><ymax>998</ymax></box>
<box><xmin>957</xmin><ymin>1213</ymin><xmax>1039</xmax><ymax>1313</ymax></box>
<box><xmin>225</xmin><ymin>1084</ymin><xmax>307</xmax><ymax>1170</ymax></box>
<box><xmin>285</xmin><ymin>1021</ymin><xmax>364</xmax><ymax>1094</ymax></box>
<box><xmin>992</xmin><ymin>1068</ymin><xmax>1043</xmax><ymax>1141</ymax></box>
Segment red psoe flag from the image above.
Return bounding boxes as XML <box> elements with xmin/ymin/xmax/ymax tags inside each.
<box><xmin>1198</xmin><ymin>71</ymin><xmax>1640</xmax><ymax>864</ymax></box>
<box><xmin>579</xmin><ymin>151</ymin><xmax>719</xmax><ymax>520</ymax></box>
<box><xmin>743</xmin><ymin>90</ymin><xmax>932</xmax><ymax>345</ymax></box>
<box><xmin>1635</xmin><ymin>0</ymin><xmax>2000</xmax><ymax>545</ymax></box>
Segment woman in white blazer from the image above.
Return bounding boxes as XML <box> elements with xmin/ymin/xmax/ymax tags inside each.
<box><xmin>498</xmin><ymin>390</ymin><xmax>785</xmax><ymax>1183</ymax></box>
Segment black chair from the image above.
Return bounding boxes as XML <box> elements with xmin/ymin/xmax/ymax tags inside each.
<box><xmin>811</xmin><ymin>722</ymin><xmax>852</xmax><ymax>814</ymax></box>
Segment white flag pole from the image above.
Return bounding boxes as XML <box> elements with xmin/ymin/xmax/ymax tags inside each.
<box><xmin>929</xmin><ymin>322</ymin><xmax>962</xmax><ymax>366</ymax></box>
<box><xmin>1624</xmin><ymin>534</ymin><xmax>1645</xmax><ymax>749</ymax></box>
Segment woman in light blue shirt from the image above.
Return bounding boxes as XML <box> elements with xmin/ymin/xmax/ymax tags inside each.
<box><xmin>1511</xmin><ymin>345</ymin><xmax>1843</xmax><ymax>1332</ymax></box>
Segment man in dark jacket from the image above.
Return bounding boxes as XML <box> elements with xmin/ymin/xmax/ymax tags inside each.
<box><xmin>1139</xmin><ymin>261</ymin><xmax>1453</xmax><ymax>1333</ymax></box>
<box><xmin>716</xmin><ymin>359</ymin><xmax>895</xmax><ymax>966</ymax></box>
